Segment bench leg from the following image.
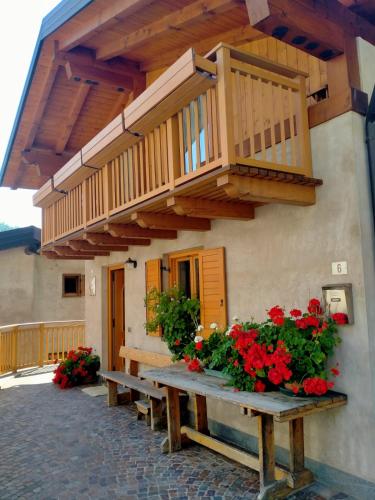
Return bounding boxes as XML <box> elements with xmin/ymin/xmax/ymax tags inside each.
<box><xmin>150</xmin><ymin>398</ymin><xmax>163</xmax><ymax>431</ymax></box>
<box><xmin>165</xmin><ymin>386</ymin><xmax>181</xmax><ymax>453</ymax></box>
<box><xmin>107</xmin><ymin>380</ymin><xmax>118</xmax><ymax>407</ymax></box>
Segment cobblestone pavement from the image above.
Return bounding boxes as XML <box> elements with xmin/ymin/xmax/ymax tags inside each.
<box><xmin>0</xmin><ymin>369</ymin><xmax>350</xmax><ymax>500</ymax></box>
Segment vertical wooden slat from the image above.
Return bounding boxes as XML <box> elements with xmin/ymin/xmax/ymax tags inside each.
<box><xmin>210</xmin><ymin>87</ymin><xmax>219</xmax><ymax>160</ymax></box>
<box><xmin>245</xmin><ymin>75</ymin><xmax>255</xmax><ymax>158</ymax></box>
<box><xmin>149</xmin><ymin>131</ymin><xmax>156</xmax><ymax>190</ymax></box>
<box><xmin>167</xmin><ymin>115</ymin><xmax>180</xmax><ymax>188</ymax></box>
<box><xmin>193</xmin><ymin>99</ymin><xmax>201</xmax><ymax>168</ymax></box>
<box><xmin>134</xmin><ymin>144</ymin><xmax>140</xmax><ymax>197</ymax></box>
<box><xmin>185</xmin><ymin>106</ymin><xmax>192</xmax><ymax>173</ymax></box>
<box><xmin>178</xmin><ymin>111</ymin><xmax>185</xmax><ymax>176</ymax></box>
<box><xmin>139</xmin><ymin>141</ymin><xmax>145</xmax><ymax>195</ymax></box>
<box><xmin>288</xmin><ymin>87</ymin><xmax>297</xmax><ymax>166</ymax></box>
<box><xmin>278</xmin><ymin>85</ymin><xmax>287</xmax><ymax>164</ymax></box>
<box><xmin>128</xmin><ymin>147</ymin><xmax>134</xmax><ymax>200</ymax></box>
<box><xmin>145</xmin><ymin>136</ymin><xmax>150</xmax><ymax>193</ymax></box>
<box><xmin>257</xmin><ymin>78</ymin><xmax>266</xmax><ymax>160</ymax></box>
<box><xmin>201</xmin><ymin>93</ymin><xmax>209</xmax><ymax>165</ymax></box>
<box><xmin>296</xmin><ymin>75</ymin><xmax>312</xmax><ymax>176</ymax></box>
<box><xmin>154</xmin><ymin>126</ymin><xmax>162</xmax><ymax>187</ymax></box>
<box><xmin>216</xmin><ymin>47</ymin><xmax>234</xmax><ymax>164</ymax></box>
<box><xmin>268</xmin><ymin>81</ymin><xmax>277</xmax><ymax>162</ymax></box>
<box><xmin>124</xmin><ymin>152</ymin><xmax>130</xmax><ymax>203</ymax></box>
<box><xmin>161</xmin><ymin>122</ymin><xmax>169</xmax><ymax>183</ymax></box>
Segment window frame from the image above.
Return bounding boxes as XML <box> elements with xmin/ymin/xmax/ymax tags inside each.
<box><xmin>62</xmin><ymin>274</ymin><xmax>84</xmax><ymax>298</ymax></box>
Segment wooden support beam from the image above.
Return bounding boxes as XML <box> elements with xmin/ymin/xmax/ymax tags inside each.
<box><xmin>24</xmin><ymin>60</ymin><xmax>59</xmax><ymax>150</ymax></box>
<box><xmin>66</xmin><ymin>241</ymin><xmax>111</xmax><ymax>256</ymax></box>
<box><xmin>141</xmin><ymin>24</ymin><xmax>263</xmax><ymax>72</ymax></box>
<box><xmin>53</xmin><ymin>246</ymin><xmax>106</xmax><ymax>257</ymax></box>
<box><xmin>131</xmin><ymin>212</ymin><xmax>211</xmax><ymax>231</ymax></box>
<box><xmin>64</xmin><ymin>60</ymin><xmax>134</xmax><ymax>91</ymax></box>
<box><xmin>246</xmin><ymin>0</ymin><xmax>375</xmax><ymax>60</ymax></box>
<box><xmin>55</xmin><ymin>83</ymin><xmax>91</xmax><ymax>154</ymax></box>
<box><xmin>167</xmin><ymin>197</ymin><xmax>255</xmax><ymax>220</ymax></box>
<box><xmin>84</xmin><ymin>232</ymin><xmax>151</xmax><ymax>246</ymax></box>
<box><xmin>104</xmin><ymin>223</ymin><xmax>177</xmax><ymax>239</ymax></box>
<box><xmin>217</xmin><ymin>174</ymin><xmax>316</xmax><ymax>206</ymax></box>
<box><xmin>58</xmin><ymin>0</ymin><xmax>155</xmax><ymax>52</ymax></box>
<box><xmin>42</xmin><ymin>250</ymin><xmax>94</xmax><ymax>260</ymax></box>
<box><xmin>96</xmin><ymin>0</ymin><xmax>239</xmax><ymax>60</ymax></box>
<box><xmin>106</xmin><ymin>91</ymin><xmax>131</xmax><ymax>124</ymax></box>
<box><xmin>21</xmin><ymin>148</ymin><xmax>74</xmax><ymax>175</ymax></box>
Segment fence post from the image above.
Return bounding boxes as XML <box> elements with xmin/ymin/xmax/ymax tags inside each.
<box><xmin>11</xmin><ymin>327</ymin><xmax>19</xmax><ymax>372</ymax></box>
<box><xmin>38</xmin><ymin>323</ymin><xmax>45</xmax><ymax>367</ymax></box>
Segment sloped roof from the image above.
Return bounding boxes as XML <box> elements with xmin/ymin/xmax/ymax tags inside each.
<box><xmin>0</xmin><ymin>226</ymin><xmax>41</xmax><ymax>251</ymax></box>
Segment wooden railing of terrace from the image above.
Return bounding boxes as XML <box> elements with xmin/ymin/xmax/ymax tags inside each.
<box><xmin>0</xmin><ymin>321</ymin><xmax>85</xmax><ymax>374</ymax></box>
<box><xmin>35</xmin><ymin>44</ymin><xmax>318</xmax><ymax>248</ymax></box>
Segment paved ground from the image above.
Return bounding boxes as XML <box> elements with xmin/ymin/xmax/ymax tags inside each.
<box><xmin>0</xmin><ymin>368</ymin><xmax>351</xmax><ymax>500</ymax></box>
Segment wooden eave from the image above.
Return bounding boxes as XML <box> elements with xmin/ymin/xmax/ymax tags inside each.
<box><xmin>3</xmin><ymin>0</ymin><xmax>375</xmax><ymax>191</ymax></box>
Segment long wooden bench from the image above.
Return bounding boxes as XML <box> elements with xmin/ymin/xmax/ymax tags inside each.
<box><xmin>100</xmin><ymin>346</ymin><xmax>173</xmax><ymax>430</ymax></box>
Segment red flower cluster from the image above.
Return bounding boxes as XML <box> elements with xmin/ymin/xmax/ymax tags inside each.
<box><xmin>195</xmin><ymin>341</ymin><xmax>203</xmax><ymax>351</ymax></box>
<box><xmin>307</xmin><ymin>298</ymin><xmax>324</xmax><ymax>315</ymax></box>
<box><xmin>290</xmin><ymin>309</ymin><xmax>302</xmax><ymax>318</ymax></box>
<box><xmin>187</xmin><ymin>358</ymin><xmax>203</xmax><ymax>372</ymax></box>
<box><xmin>231</xmin><ymin>326</ymin><xmax>292</xmax><ymax>388</ymax></box>
<box><xmin>303</xmin><ymin>377</ymin><xmax>334</xmax><ymax>396</ymax></box>
<box><xmin>295</xmin><ymin>315</ymin><xmax>320</xmax><ymax>330</ymax></box>
<box><xmin>53</xmin><ymin>346</ymin><xmax>99</xmax><ymax>389</ymax></box>
<box><xmin>268</xmin><ymin>306</ymin><xmax>285</xmax><ymax>326</ymax></box>
<box><xmin>331</xmin><ymin>312</ymin><xmax>348</xmax><ymax>325</ymax></box>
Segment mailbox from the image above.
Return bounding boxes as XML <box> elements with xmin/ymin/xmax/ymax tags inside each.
<box><xmin>322</xmin><ymin>283</ymin><xmax>353</xmax><ymax>324</ymax></box>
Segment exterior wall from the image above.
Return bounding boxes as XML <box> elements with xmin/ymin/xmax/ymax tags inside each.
<box><xmin>85</xmin><ymin>109</ymin><xmax>375</xmax><ymax>489</ymax></box>
<box><xmin>0</xmin><ymin>247</ymin><xmax>84</xmax><ymax>325</ymax></box>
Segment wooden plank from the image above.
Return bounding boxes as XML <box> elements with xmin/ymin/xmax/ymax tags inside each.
<box><xmin>104</xmin><ymin>223</ymin><xmax>177</xmax><ymax>239</ymax></box>
<box><xmin>132</xmin><ymin>212</ymin><xmax>211</xmax><ymax>231</ymax></box>
<box><xmin>96</xmin><ymin>0</ymin><xmax>237</xmax><ymax>60</ymax></box>
<box><xmin>119</xmin><ymin>346</ymin><xmax>172</xmax><ymax>367</ymax></box>
<box><xmin>258</xmin><ymin>414</ymin><xmax>275</xmax><ymax>487</ymax></box>
<box><xmin>216</xmin><ymin>46</ymin><xmax>235</xmax><ymax>164</ymax></box>
<box><xmin>100</xmin><ymin>371</ymin><xmax>165</xmax><ymax>400</ymax></box>
<box><xmin>84</xmin><ymin>232</ymin><xmax>151</xmax><ymax>246</ymax></box>
<box><xmin>143</xmin><ymin>365</ymin><xmax>347</xmax><ymax>421</ymax></box>
<box><xmin>167</xmin><ymin>196</ymin><xmax>254</xmax><ymax>220</ymax></box>
<box><xmin>289</xmin><ymin>417</ymin><xmax>304</xmax><ymax>473</ymax></box>
<box><xmin>55</xmin><ymin>83</ymin><xmax>91</xmax><ymax>154</ymax></box>
<box><xmin>194</xmin><ymin>395</ymin><xmax>209</xmax><ymax>435</ymax></box>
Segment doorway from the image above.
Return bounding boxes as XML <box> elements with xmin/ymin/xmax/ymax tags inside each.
<box><xmin>108</xmin><ymin>265</ymin><xmax>125</xmax><ymax>370</ymax></box>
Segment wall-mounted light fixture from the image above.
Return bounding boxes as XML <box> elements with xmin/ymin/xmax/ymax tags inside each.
<box><xmin>125</xmin><ymin>257</ymin><xmax>137</xmax><ymax>270</ymax></box>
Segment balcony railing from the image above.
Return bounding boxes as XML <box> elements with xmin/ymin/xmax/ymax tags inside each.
<box><xmin>0</xmin><ymin>321</ymin><xmax>85</xmax><ymax>374</ymax></box>
<box><xmin>35</xmin><ymin>44</ymin><xmax>313</xmax><ymax>246</ymax></box>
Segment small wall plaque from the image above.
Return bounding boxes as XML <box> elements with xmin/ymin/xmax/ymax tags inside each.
<box><xmin>331</xmin><ymin>261</ymin><xmax>348</xmax><ymax>275</ymax></box>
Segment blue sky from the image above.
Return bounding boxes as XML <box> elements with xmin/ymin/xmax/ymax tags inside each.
<box><xmin>0</xmin><ymin>0</ymin><xmax>61</xmax><ymax>228</ymax></box>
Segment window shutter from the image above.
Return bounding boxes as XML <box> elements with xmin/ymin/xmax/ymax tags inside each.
<box><xmin>198</xmin><ymin>247</ymin><xmax>227</xmax><ymax>338</ymax></box>
<box><xmin>145</xmin><ymin>258</ymin><xmax>162</xmax><ymax>337</ymax></box>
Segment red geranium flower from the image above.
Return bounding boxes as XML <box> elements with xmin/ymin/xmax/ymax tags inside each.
<box><xmin>254</xmin><ymin>380</ymin><xmax>266</xmax><ymax>392</ymax></box>
<box><xmin>331</xmin><ymin>312</ymin><xmax>348</xmax><ymax>325</ymax></box>
<box><xmin>268</xmin><ymin>367</ymin><xmax>283</xmax><ymax>385</ymax></box>
<box><xmin>174</xmin><ymin>339</ymin><xmax>181</xmax><ymax>346</ymax></box>
<box><xmin>268</xmin><ymin>305</ymin><xmax>284</xmax><ymax>319</ymax></box>
<box><xmin>305</xmin><ymin>316</ymin><xmax>320</xmax><ymax>328</ymax></box>
<box><xmin>290</xmin><ymin>309</ymin><xmax>302</xmax><ymax>318</ymax></box>
<box><xmin>183</xmin><ymin>354</ymin><xmax>190</xmax><ymax>363</ymax></box>
<box><xmin>187</xmin><ymin>358</ymin><xmax>203</xmax><ymax>372</ymax></box>
<box><xmin>195</xmin><ymin>341</ymin><xmax>203</xmax><ymax>351</ymax></box>
<box><xmin>303</xmin><ymin>377</ymin><xmax>333</xmax><ymax>396</ymax></box>
<box><xmin>330</xmin><ymin>367</ymin><xmax>340</xmax><ymax>376</ymax></box>
<box><xmin>272</xmin><ymin>316</ymin><xmax>285</xmax><ymax>326</ymax></box>
<box><xmin>307</xmin><ymin>298</ymin><xmax>323</xmax><ymax>315</ymax></box>
<box><xmin>233</xmin><ymin>359</ymin><xmax>239</xmax><ymax>367</ymax></box>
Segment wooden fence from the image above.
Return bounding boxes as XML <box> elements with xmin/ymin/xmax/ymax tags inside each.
<box><xmin>0</xmin><ymin>321</ymin><xmax>85</xmax><ymax>374</ymax></box>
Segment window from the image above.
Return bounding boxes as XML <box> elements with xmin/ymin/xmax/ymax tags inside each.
<box><xmin>62</xmin><ymin>274</ymin><xmax>84</xmax><ymax>297</ymax></box>
<box><xmin>168</xmin><ymin>248</ymin><xmax>227</xmax><ymax>338</ymax></box>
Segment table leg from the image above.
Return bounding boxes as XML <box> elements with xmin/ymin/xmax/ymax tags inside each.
<box><xmin>166</xmin><ymin>386</ymin><xmax>181</xmax><ymax>453</ymax></box>
<box><xmin>194</xmin><ymin>394</ymin><xmax>209</xmax><ymax>435</ymax></box>
<box><xmin>107</xmin><ymin>380</ymin><xmax>118</xmax><ymax>406</ymax></box>
<box><xmin>257</xmin><ymin>414</ymin><xmax>288</xmax><ymax>500</ymax></box>
<box><xmin>288</xmin><ymin>417</ymin><xmax>314</xmax><ymax>489</ymax></box>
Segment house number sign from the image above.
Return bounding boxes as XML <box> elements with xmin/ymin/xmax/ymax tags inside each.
<box><xmin>331</xmin><ymin>261</ymin><xmax>348</xmax><ymax>275</ymax></box>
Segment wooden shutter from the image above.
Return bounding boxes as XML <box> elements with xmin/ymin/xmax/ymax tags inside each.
<box><xmin>199</xmin><ymin>247</ymin><xmax>227</xmax><ymax>338</ymax></box>
<box><xmin>145</xmin><ymin>258</ymin><xmax>162</xmax><ymax>337</ymax></box>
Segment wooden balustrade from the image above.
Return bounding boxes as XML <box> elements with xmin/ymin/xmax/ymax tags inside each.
<box><xmin>0</xmin><ymin>321</ymin><xmax>85</xmax><ymax>374</ymax></box>
<box><xmin>40</xmin><ymin>45</ymin><xmax>312</xmax><ymax>244</ymax></box>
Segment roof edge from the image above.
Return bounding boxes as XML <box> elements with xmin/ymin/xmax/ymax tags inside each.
<box><xmin>0</xmin><ymin>0</ymin><xmax>94</xmax><ymax>187</ymax></box>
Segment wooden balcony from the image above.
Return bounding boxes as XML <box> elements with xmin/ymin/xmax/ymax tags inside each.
<box><xmin>34</xmin><ymin>44</ymin><xmax>322</xmax><ymax>256</ymax></box>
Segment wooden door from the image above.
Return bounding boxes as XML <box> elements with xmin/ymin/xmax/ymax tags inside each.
<box><xmin>109</xmin><ymin>267</ymin><xmax>125</xmax><ymax>370</ymax></box>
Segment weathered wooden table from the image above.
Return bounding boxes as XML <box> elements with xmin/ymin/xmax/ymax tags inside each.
<box><xmin>144</xmin><ymin>365</ymin><xmax>347</xmax><ymax>500</ymax></box>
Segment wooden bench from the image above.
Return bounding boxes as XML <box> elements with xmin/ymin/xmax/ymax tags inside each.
<box><xmin>100</xmin><ymin>346</ymin><xmax>173</xmax><ymax>430</ymax></box>
<box><xmin>144</xmin><ymin>364</ymin><xmax>348</xmax><ymax>500</ymax></box>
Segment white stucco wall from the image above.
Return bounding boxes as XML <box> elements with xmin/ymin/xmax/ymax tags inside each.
<box><xmin>84</xmin><ymin>109</ymin><xmax>375</xmax><ymax>485</ymax></box>
<box><xmin>0</xmin><ymin>247</ymin><xmax>85</xmax><ymax>325</ymax></box>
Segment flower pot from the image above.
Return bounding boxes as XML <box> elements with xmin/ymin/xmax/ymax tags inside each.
<box><xmin>279</xmin><ymin>386</ymin><xmax>307</xmax><ymax>398</ymax></box>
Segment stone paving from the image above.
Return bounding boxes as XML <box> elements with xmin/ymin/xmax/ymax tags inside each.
<box><xmin>0</xmin><ymin>368</ymin><xmax>351</xmax><ymax>500</ymax></box>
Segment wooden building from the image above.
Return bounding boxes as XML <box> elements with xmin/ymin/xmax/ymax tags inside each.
<box><xmin>1</xmin><ymin>0</ymin><xmax>375</xmax><ymax>497</ymax></box>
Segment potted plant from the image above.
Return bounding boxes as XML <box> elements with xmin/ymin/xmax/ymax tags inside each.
<box><xmin>53</xmin><ymin>346</ymin><xmax>100</xmax><ymax>389</ymax></box>
<box><xmin>145</xmin><ymin>286</ymin><xmax>200</xmax><ymax>360</ymax></box>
